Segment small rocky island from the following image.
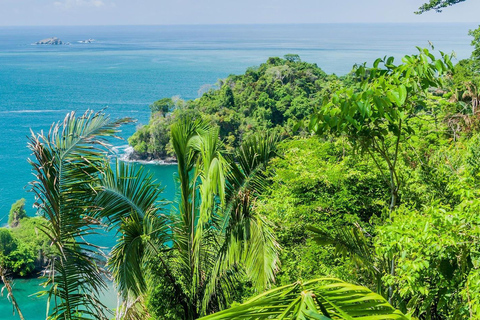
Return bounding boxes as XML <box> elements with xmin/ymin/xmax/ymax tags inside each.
<box><xmin>35</xmin><ymin>37</ymin><xmax>68</xmax><ymax>45</ymax></box>
<box><xmin>78</xmin><ymin>39</ymin><xmax>95</xmax><ymax>43</ymax></box>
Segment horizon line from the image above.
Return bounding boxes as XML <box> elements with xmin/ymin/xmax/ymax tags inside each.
<box><xmin>1</xmin><ymin>21</ymin><xmax>479</xmax><ymax>28</ymax></box>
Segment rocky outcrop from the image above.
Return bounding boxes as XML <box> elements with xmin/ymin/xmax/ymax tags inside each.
<box><xmin>126</xmin><ymin>150</ymin><xmax>177</xmax><ymax>164</ymax></box>
<box><xmin>122</xmin><ymin>146</ymin><xmax>176</xmax><ymax>164</ymax></box>
<box><xmin>78</xmin><ymin>39</ymin><xmax>95</xmax><ymax>44</ymax></box>
<box><xmin>35</xmin><ymin>37</ymin><xmax>65</xmax><ymax>45</ymax></box>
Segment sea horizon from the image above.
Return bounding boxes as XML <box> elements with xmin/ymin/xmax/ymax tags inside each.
<box><xmin>1</xmin><ymin>21</ymin><xmax>479</xmax><ymax>27</ymax></box>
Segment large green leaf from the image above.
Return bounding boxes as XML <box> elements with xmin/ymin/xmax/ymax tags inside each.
<box><xmin>28</xmin><ymin>110</ymin><xmax>131</xmax><ymax>320</ymax></box>
<box><xmin>96</xmin><ymin>161</ymin><xmax>170</xmax><ymax>300</ymax></box>
<box><xmin>199</xmin><ymin>278</ymin><xmax>408</xmax><ymax>320</ymax></box>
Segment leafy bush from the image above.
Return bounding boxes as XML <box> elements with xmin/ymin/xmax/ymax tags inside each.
<box><xmin>376</xmin><ymin>198</ymin><xmax>480</xmax><ymax>318</ymax></box>
<box><xmin>255</xmin><ymin>137</ymin><xmax>389</xmax><ymax>285</ymax></box>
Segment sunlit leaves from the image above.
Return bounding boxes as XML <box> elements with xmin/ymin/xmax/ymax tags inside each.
<box><xmin>199</xmin><ymin>278</ymin><xmax>407</xmax><ymax>320</ymax></box>
<box><xmin>375</xmin><ymin>198</ymin><xmax>480</xmax><ymax>318</ymax></box>
<box><xmin>309</xmin><ymin>48</ymin><xmax>453</xmax><ymax>212</ymax></box>
<box><xmin>415</xmin><ymin>0</ymin><xmax>466</xmax><ymax>14</ymax></box>
<box><xmin>28</xmin><ymin>110</ymin><xmax>132</xmax><ymax>320</ymax></box>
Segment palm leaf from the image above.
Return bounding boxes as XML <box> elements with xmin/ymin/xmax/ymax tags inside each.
<box><xmin>95</xmin><ymin>161</ymin><xmax>170</xmax><ymax>300</ymax></box>
<box><xmin>202</xmin><ymin>132</ymin><xmax>281</xmax><ymax>313</ymax></box>
<box><xmin>28</xmin><ymin>110</ymin><xmax>132</xmax><ymax>320</ymax></box>
<box><xmin>0</xmin><ymin>265</ymin><xmax>25</xmax><ymax>320</ymax></box>
<box><xmin>199</xmin><ymin>278</ymin><xmax>408</xmax><ymax>320</ymax></box>
<box><xmin>307</xmin><ymin>225</ymin><xmax>390</xmax><ymax>295</ymax></box>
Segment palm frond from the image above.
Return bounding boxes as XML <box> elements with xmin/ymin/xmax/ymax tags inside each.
<box><xmin>0</xmin><ymin>265</ymin><xmax>25</xmax><ymax>320</ymax></box>
<box><xmin>307</xmin><ymin>225</ymin><xmax>390</xmax><ymax>295</ymax></box>
<box><xmin>199</xmin><ymin>278</ymin><xmax>408</xmax><ymax>320</ymax></box>
<box><xmin>28</xmin><ymin>110</ymin><xmax>132</xmax><ymax>320</ymax></box>
<box><xmin>95</xmin><ymin>161</ymin><xmax>170</xmax><ymax>300</ymax></box>
<box><xmin>224</xmin><ymin>132</ymin><xmax>281</xmax><ymax>290</ymax></box>
<box><xmin>115</xmin><ymin>294</ymin><xmax>151</xmax><ymax>320</ymax></box>
<box><xmin>202</xmin><ymin>132</ymin><xmax>281</xmax><ymax>312</ymax></box>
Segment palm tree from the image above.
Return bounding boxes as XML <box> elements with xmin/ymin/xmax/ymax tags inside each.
<box><xmin>198</xmin><ymin>278</ymin><xmax>407</xmax><ymax>320</ymax></box>
<box><xmin>96</xmin><ymin>117</ymin><xmax>280</xmax><ymax>319</ymax></box>
<box><xmin>28</xmin><ymin>110</ymin><xmax>131</xmax><ymax>319</ymax></box>
<box><xmin>28</xmin><ymin>111</ymin><xmax>278</xmax><ymax>319</ymax></box>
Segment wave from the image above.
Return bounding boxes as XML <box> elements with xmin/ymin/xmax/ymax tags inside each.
<box><xmin>113</xmin><ymin>144</ymin><xmax>177</xmax><ymax>165</ymax></box>
<box><xmin>124</xmin><ymin>159</ymin><xmax>175</xmax><ymax>165</ymax></box>
<box><xmin>112</xmin><ymin>144</ymin><xmax>133</xmax><ymax>160</ymax></box>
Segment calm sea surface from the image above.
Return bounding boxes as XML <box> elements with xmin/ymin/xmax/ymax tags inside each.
<box><xmin>0</xmin><ymin>23</ymin><xmax>477</xmax><ymax>318</ymax></box>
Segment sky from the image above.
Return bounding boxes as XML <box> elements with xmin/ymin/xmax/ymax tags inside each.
<box><xmin>0</xmin><ymin>0</ymin><xmax>479</xmax><ymax>26</ymax></box>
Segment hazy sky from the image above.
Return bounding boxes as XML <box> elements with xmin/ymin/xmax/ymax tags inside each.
<box><xmin>0</xmin><ymin>0</ymin><xmax>479</xmax><ymax>26</ymax></box>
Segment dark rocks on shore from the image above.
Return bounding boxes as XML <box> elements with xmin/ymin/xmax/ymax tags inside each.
<box><xmin>127</xmin><ymin>150</ymin><xmax>177</xmax><ymax>164</ymax></box>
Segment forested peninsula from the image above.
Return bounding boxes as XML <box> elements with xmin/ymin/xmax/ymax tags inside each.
<box><xmin>127</xmin><ymin>54</ymin><xmax>342</xmax><ymax>160</ymax></box>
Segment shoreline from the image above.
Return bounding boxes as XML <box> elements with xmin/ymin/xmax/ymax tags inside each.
<box><xmin>121</xmin><ymin>157</ymin><xmax>178</xmax><ymax>166</ymax></box>
<box><xmin>115</xmin><ymin>145</ymin><xmax>178</xmax><ymax>165</ymax></box>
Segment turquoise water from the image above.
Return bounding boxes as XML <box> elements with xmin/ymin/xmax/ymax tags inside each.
<box><xmin>0</xmin><ymin>23</ymin><xmax>477</xmax><ymax>318</ymax></box>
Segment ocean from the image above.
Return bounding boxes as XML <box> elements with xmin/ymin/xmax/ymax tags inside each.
<box><xmin>0</xmin><ymin>23</ymin><xmax>477</xmax><ymax>318</ymax></box>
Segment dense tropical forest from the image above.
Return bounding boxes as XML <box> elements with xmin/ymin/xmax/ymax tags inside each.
<box><xmin>1</xmin><ymin>1</ymin><xmax>480</xmax><ymax>319</ymax></box>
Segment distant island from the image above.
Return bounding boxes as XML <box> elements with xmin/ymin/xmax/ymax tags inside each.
<box><xmin>78</xmin><ymin>38</ymin><xmax>95</xmax><ymax>43</ymax></box>
<box><xmin>35</xmin><ymin>37</ymin><xmax>69</xmax><ymax>45</ymax></box>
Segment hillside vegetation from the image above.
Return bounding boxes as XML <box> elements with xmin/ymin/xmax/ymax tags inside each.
<box><xmin>128</xmin><ymin>55</ymin><xmax>343</xmax><ymax>159</ymax></box>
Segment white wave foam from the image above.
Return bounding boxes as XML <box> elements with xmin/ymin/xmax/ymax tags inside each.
<box><xmin>113</xmin><ymin>144</ymin><xmax>177</xmax><ymax>165</ymax></box>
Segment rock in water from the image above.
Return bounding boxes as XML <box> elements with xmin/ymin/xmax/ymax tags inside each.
<box><xmin>35</xmin><ymin>37</ymin><xmax>63</xmax><ymax>45</ymax></box>
<box><xmin>78</xmin><ymin>39</ymin><xmax>96</xmax><ymax>44</ymax></box>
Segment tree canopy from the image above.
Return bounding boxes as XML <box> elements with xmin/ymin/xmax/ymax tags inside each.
<box><xmin>416</xmin><ymin>0</ymin><xmax>467</xmax><ymax>13</ymax></box>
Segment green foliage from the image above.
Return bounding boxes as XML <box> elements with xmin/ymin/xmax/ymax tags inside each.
<box><xmin>255</xmin><ymin>137</ymin><xmax>389</xmax><ymax>286</ymax></box>
<box><xmin>310</xmin><ymin>48</ymin><xmax>453</xmax><ymax>212</ymax></box>
<box><xmin>450</xmin><ymin>59</ymin><xmax>480</xmax><ymax>120</ymax></box>
<box><xmin>145</xmin><ymin>254</ymin><xmax>186</xmax><ymax>320</ymax></box>
<box><xmin>128</xmin><ymin>114</ymin><xmax>172</xmax><ymax>158</ymax></box>
<box><xmin>469</xmin><ymin>26</ymin><xmax>480</xmax><ymax>61</ymax></box>
<box><xmin>376</xmin><ymin>198</ymin><xmax>480</xmax><ymax>318</ymax></box>
<box><xmin>29</xmin><ymin>110</ymin><xmax>132</xmax><ymax>320</ymax></box>
<box><xmin>11</xmin><ymin>217</ymin><xmax>52</xmax><ymax>276</ymax></box>
<box><xmin>0</xmin><ymin>226</ymin><xmax>36</xmax><ymax>277</ymax></box>
<box><xmin>129</xmin><ymin>56</ymin><xmax>342</xmax><ymax>158</ymax></box>
<box><xmin>8</xmin><ymin>198</ymin><xmax>27</xmax><ymax>227</ymax></box>
<box><xmin>284</xmin><ymin>53</ymin><xmax>301</xmax><ymax>62</ymax></box>
<box><xmin>270</xmin><ymin>48</ymin><xmax>480</xmax><ymax>319</ymax></box>
<box><xmin>0</xmin><ymin>228</ymin><xmax>17</xmax><ymax>257</ymax></box>
<box><xmin>199</xmin><ymin>278</ymin><xmax>407</xmax><ymax>320</ymax></box>
<box><xmin>415</xmin><ymin>0</ymin><xmax>466</xmax><ymax>13</ymax></box>
<box><xmin>1</xmin><ymin>198</ymin><xmax>52</xmax><ymax>277</ymax></box>
<box><xmin>149</xmin><ymin>97</ymin><xmax>175</xmax><ymax>114</ymax></box>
